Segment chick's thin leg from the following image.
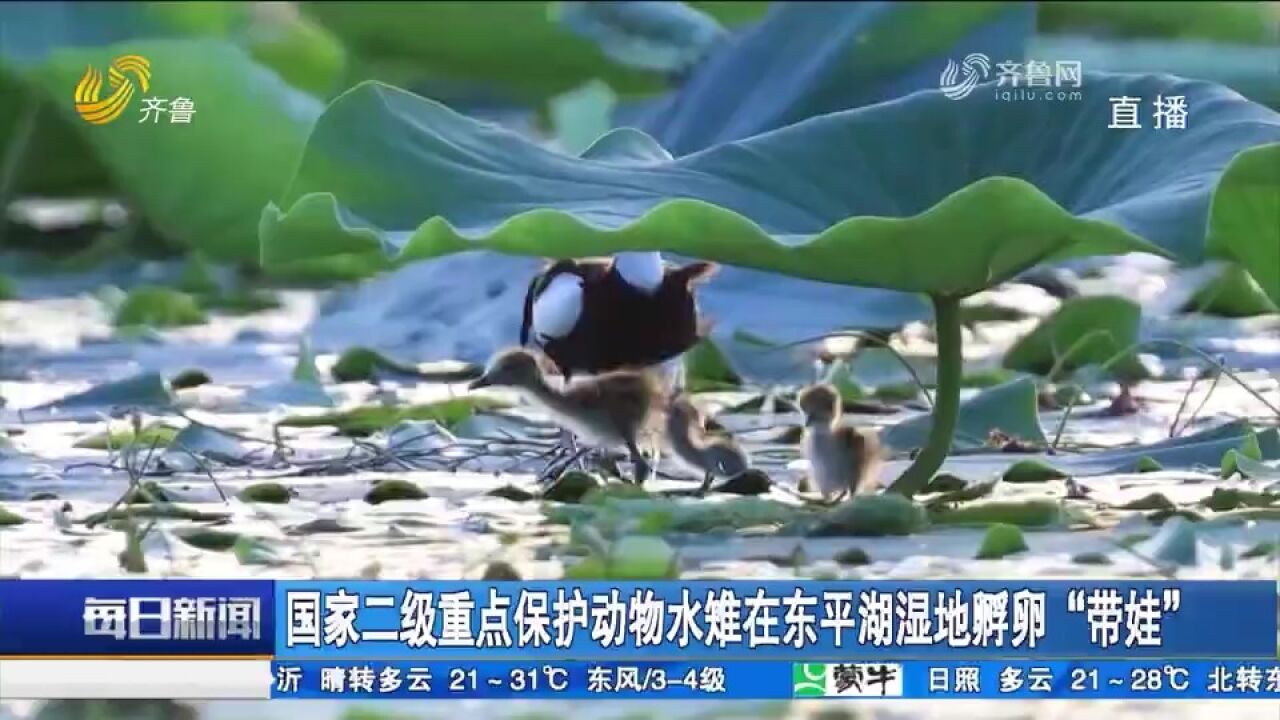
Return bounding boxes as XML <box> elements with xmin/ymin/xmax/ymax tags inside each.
<box><xmin>626</xmin><ymin>438</ymin><xmax>652</xmax><ymax>485</ymax></box>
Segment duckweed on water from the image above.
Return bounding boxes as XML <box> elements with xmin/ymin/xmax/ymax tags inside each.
<box><xmin>1001</xmin><ymin>459</ymin><xmax>1069</xmax><ymax>484</ymax></box>
<box><xmin>1072</xmin><ymin>551</ymin><xmax>1113</xmax><ymax>565</ymax></box>
<box><xmin>481</xmin><ymin>561</ymin><xmax>522</xmax><ymax>581</ymax></box>
<box><xmin>174</xmin><ymin>528</ymin><xmax>241</xmax><ymax>552</ymax></box>
<box><xmin>833</xmin><ymin>547</ymin><xmax>871</xmax><ymax>566</ymax></box>
<box><xmin>331</xmin><ymin>347</ymin><xmax>423</xmax><ymax>383</ymax></box>
<box><xmin>1135</xmin><ymin>455</ymin><xmax>1163</xmax><ymax>472</ymax></box>
<box><xmin>564</xmin><ymin>536</ymin><xmax>679</xmax><ymax>581</ymax></box>
<box><xmin>365</xmin><ymin>479</ymin><xmax>429</xmax><ymax>504</ymax></box>
<box><xmin>929</xmin><ymin>499</ymin><xmax>1065</xmax><ymax>528</ymax></box>
<box><xmin>1117</xmin><ymin>492</ymin><xmax>1177</xmax><ymax>511</ymax></box>
<box><xmin>807</xmin><ymin>494</ymin><xmax>928</xmax><ymax>537</ymax></box>
<box><xmin>1200</xmin><ymin>487</ymin><xmax>1278</xmax><ymax>511</ymax></box>
<box><xmin>169</xmin><ymin>369</ymin><xmax>212</xmax><ymax>390</ymax></box>
<box><xmin>872</xmin><ymin>381</ymin><xmax>921</xmax><ymax>403</ymax></box>
<box><xmin>542</xmin><ymin>471</ymin><xmax>602</xmax><ymax>503</ymax></box>
<box><xmin>278</xmin><ymin>396</ymin><xmax>503</xmax><ymax>436</ymax></box>
<box><xmin>487</xmin><ymin>484</ymin><xmax>536</xmax><ymax>502</ymax></box>
<box><xmin>238</xmin><ymin>482</ymin><xmax>292</xmax><ymax>504</ymax></box>
<box><xmin>114</xmin><ymin>286</ymin><xmax>207</xmax><ymax>328</ymax></box>
<box><xmin>976</xmin><ymin>523</ymin><xmax>1028</xmax><ymax>559</ymax></box>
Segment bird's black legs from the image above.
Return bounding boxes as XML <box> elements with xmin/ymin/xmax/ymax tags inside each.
<box><xmin>697</xmin><ymin>472</ymin><xmax>714</xmax><ymax>497</ymax></box>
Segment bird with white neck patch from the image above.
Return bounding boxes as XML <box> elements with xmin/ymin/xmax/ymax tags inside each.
<box><xmin>664</xmin><ymin>394</ymin><xmax>751</xmax><ymax>495</ymax></box>
<box><xmin>521</xmin><ymin>251</ymin><xmax>716</xmax><ymax>389</ymax></box>
<box><xmin>796</xmin><ymin>384</ymin><xmax>882</xmax><ymax>502</ymax></box>
<box><xmin>469</xmin><ymin>347</ymin><xmax>665</xmax><ymax>484</ymax></box>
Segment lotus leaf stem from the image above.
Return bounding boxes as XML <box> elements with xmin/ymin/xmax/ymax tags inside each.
<box><xmin>887</xmin><ymin>294</ymin><xmax>961</xmax><ymax>498</ymax></box>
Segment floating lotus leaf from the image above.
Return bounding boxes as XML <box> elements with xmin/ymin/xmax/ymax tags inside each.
<box><xmin>257</xmin><ymin>73</ymin><xmax>1280</xmax><ymax>290</ymax></box>
<box><xmin>625</xmin><ymin>1</ymin><xmax>1035</xmax><ymax>155</ymax></box>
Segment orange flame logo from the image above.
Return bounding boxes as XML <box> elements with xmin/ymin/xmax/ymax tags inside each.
<box><xmin>73</xmin><ymin>55</ymin><xmax>151</xmax><ymax>124</ymax></box>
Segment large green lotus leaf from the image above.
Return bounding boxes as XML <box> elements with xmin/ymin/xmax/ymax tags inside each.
<box><xmin>262</xmin><ymin>74</ymin><xmax>1280</xmax><ymax>292</ymax></box>
<box><xmin>0</xmin><ymin>1</ymin><xmax>234</xmax><ymax>198</ymax></box>
<box><xmin>300</xmin><ymin>1</ymin><xmax>768</xmax><ymax>104</ymax></box>
<box><xmin>1031</xmin><ymin>35</ymin><xmax>1280</xmax><ymax>109</ymax></box>
<box><xmin>624</xmin><ymin>1</ymin><xmax>1035</xmax><ymax>155</ymax></box>
<box><xmin>1038</xmin><ymin>2</ymin><xmax>1278</xmax><ymax>45</ymax></box>
<box><xmin>16</xmin><ymin>39</ymin><xmax>322</xmax><ymax>262</ymax></box>
<box><xmin>553</xmin><ymin>1</ymin><xmax>727</xmax><ymax>75</ymax></box>
<box><xmin>1205</xmin><ymin>143</ymin><xmax>1280</xmax><ymax>308</ymax></box>
<box><xmin>0</xmin><ymin>2</ymin><xmax>340</xmax><ymax>201</ymax></box>
<box><xmin>0</xmin><ymin>2</ymin><xmax>344</xmax><ymax>94</ymax></box>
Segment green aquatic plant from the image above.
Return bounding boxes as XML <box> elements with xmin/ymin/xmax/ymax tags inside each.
<box><xmin>365</xmin><ymin>478</ymin><xmax>429</xmax><ymax>505</ymax></box>
<box><xmin>1002</xmin><ymin>295</ymin><xmax>1147</xmax><ymax>381</ymax></box>
<box><xmin>1205</xmin><ymin>143</ymin><xmax>1280</xmax><ymax>307</ymax></box>
<box><xmin>975</xmin><ymin>523</ymin><xmax>1028</xmax><ymax>559</ymax></box>
<box><xmin>277</xmin><ymin>396</ymin><xmax>502</xmax><ymax>436</ymax></box>
<box><xmin>114</xmin><ymin>286</ymin><xmax>206</xmax><ymax>328</ymax></box>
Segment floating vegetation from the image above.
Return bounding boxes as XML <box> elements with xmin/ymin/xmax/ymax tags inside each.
<box><xmin>930</xmin><ymin>500</ymin><xmax>1065</xmax><ymax>528</ymax></box>
<box><xmin>1001</xmin><ymin>459</ymin><xmax>1069</xmax><ymax>484</ymax></box>
<box><xmin>114</xmin><ymin>286</ymin><xmax>207</xmax><ymax>328</ymax></box>
<box><xmin>237</xmin><ymin>483</ymin><xmax>292</xmax><ymax>504</ymax></box>
<box><xmin>365</xmin><ymin>479</ymin><xmax>429</xmax><ymax>505</ymax></box>
<box><xmin>976</xmin><ymin>523</ymin><xmax>1029</xmax><ymax>559</ymax></box>
<box><xmin>278</xmin><ymin>397</ymin><xmax>504</xmax><ymax>436</ymax></box>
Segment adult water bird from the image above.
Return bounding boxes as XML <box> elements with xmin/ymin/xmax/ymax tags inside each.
<box><xmin>519</xmin><ymin>251</ymin><xmax>717</xmax><ymax>386</ymax></box>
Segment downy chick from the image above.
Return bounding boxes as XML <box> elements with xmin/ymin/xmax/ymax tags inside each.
<box><xmin>796</xmin><ymin>384</ymin><xmax>882</xmax><ymax>502</ymax></box>
<box><xmin>469</xmin><ymin>348</ymin><xmax>664</xmax><ymax>484</ymax></box>
<box><xmin>665</xmin><ymin>395</ymin><xmax>751</xmax><ymax>495</ymax></box>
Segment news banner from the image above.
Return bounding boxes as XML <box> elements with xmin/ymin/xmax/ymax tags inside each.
<box><xmin>0</xmin><ymin>580</ymin><xmax>1277</xmax><ymax>700</ymax></box>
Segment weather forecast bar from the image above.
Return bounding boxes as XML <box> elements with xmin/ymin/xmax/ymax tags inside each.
<box><xmin>270</xmin><ymin>660</ymin><xmax>1280</xmax><ymax>700</ymax></box>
